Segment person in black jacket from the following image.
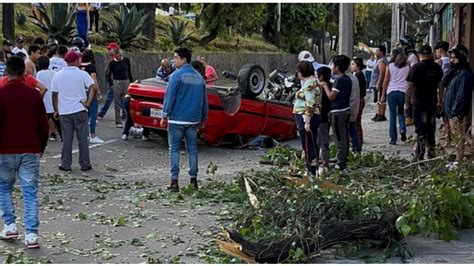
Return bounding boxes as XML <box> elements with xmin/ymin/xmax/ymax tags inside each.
<box><xmin>441</xmin><ymin>44</ymin><xmax>472</xmax><ymax>161</ymax></box>
<box><xmin>105</xmin><ymin>48</ymin><xmax>133</xmax><ymax>128</ymax></box>
<box><xmin>406</xmin><ymin>45</ymin><xmax>443</xmax><ymax>161</ymax></box>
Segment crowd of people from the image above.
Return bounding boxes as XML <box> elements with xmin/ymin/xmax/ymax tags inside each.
<box><xmin>0</xmin><ymin>29</ymin><xmax>472</xmax><ymax>250</ymax></box>
<box><xmin>293</xmin><ymin>39</ymin><xmax>472</xmax><ymax>177</ymax></box>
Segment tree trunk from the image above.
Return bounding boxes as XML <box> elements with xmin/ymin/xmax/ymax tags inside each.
<box><xmin>141</xmin><ymin>3</ymin><xmax>156</xmax><ymax>46</ymax></box>
<box><xmin>2</xmin><ymin>3</ymin><xmax>15</xmax><ymax>41</ymax></box>
<box><xmin>219</xmin><ymin>213</ymin><xmax>400</xmax><ymax>263</ymax></box>
<box><xmin>199</xmin><ymin>31</ymin><xmax>218</xmax><ymax>46</ymax></box>
<box><xmin>194</xmin><ymin>15</ymin><xmax>201</xmax><ymax>29</ymax></box>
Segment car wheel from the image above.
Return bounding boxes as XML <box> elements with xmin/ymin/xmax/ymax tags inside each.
<box><xmin>238</xmin><ymin>64</ymin><xmax>266</xmax><ymax>98</ymax></box>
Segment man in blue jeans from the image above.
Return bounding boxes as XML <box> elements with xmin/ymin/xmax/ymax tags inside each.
<box><xmin>160</xmin><ymin>47</ymin><xmax>208</xmax><ymax>192</ymax></box>
<box><xmin>0</xmin><ymin>56</ymin><xmax>49</xmax><ymax>248</ymax></box>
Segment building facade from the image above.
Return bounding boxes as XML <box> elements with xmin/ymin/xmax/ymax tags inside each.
<box><xmin>434</xmin><ymin>3</ymin><xmax>474</xmax><ymax>69</ymax></box>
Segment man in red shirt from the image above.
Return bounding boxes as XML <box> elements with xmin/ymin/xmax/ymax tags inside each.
<box><xmin>0</xmin><ymin>73</ymin><xmax>48</xmax><ymax>96</ymax></box>
<box><xmin>0</xmin><ymin>56</ymin><xmax>49</xmax><ymax>249</ymax></box>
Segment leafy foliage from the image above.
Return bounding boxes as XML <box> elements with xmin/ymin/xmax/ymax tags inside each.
<box><xmin>221</xmin><ymin>146</ymin><xmax>474</xmax><ymax>262</ymax></box>
<box><xmin>261</xmin><ymin>3</ymin><xmax>329</xmax><ymax>53</ymax></box>
<box><xmin>199</xmin><ymin>3</ymin><xmax>267</xmax><ymax>46</ymax></box>
<box><xmin>27</xmin><ymin>3</ymin><xmax>76</xmax><ymax>44</ymax></box>
<box><xmin>101</xmin><ymin>4</ymin><xmax>150</xmax><ymax>50</ymax></box>
<box><xmin>354</xmin><ymin>3</ymin><xmax>392</xmax><ymax>46</ymax></box>
<box><xmin>165</xmin><ymin>18</ymin><xmax>195</xmax><ymax>46</ymax></box>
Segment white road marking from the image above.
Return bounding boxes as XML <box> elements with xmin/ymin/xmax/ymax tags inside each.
<box><xmin>50</xmin><ymin>139</ymin><xmax>118</xmax><ymax>159</ymax></box>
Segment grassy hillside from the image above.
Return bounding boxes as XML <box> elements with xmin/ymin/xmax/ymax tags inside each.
<box><xmin>7</xmin><ymin>3</ymin><xmax>281</xmax><ymax>54</ymax></box>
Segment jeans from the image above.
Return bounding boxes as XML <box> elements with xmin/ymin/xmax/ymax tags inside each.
<box><xmin>0</xmin><ymin>154</ymin><xmax>40</xmax><ymax>233</ymax></box>
<box><xmin>88</xmin><ymin>92</ymin><xmax>98</xmax><ymax>135</ymax></box>
<box><xmin>348</xmin><ymin>121</ymin><xmax>361</xmax><ymax>153</ymax></box>
<box><xmin>295</xmin><ymin>114</ymin><xmax>321</xmax><ymax>175</ymax></box>
<box><xmin>365</xmin><ymin>71</ymin><xmax>372</xmax><ymax>90</ymax></box>
<box><xmin>99</xmin><ymin>87</ymin><xmax>124</xmax><ymax>116</ymax></box>
<box><xmin>387</xmin><ymin>91</ymin><xmax>406</xmax><ymax>143</ymax></box>
<box><xmin>168</xmin><ymin>123</ymin><xmax>199</xmax><ymax>180</ymax></box>
<box><xmin>413</xmin><ymin>106</ymin><xmax>436</xmax><ymax>160</ymax></box>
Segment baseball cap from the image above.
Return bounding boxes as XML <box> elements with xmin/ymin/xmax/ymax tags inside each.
<box><xmin>420</xmin><ymin>44</ymin><xmax>432</xmax><ymax>55</ymax></box>
<box><xmin>298</xmin><ymin>50</ymin><xmax>315</xmax><ymax>62</ymax></box>
<box><xmin>2</xmin><ymin>39</ymin><xmax>12</xmax><ymax>46</ymax></box>
<box><xmin>107</xmin><ymin>42</ymin><xmax>119</xmax><ymax>50</ymax></box>
<box><xmin>64</xmin><ymin>50</ymin><xmax>82</xmax><ymax>63</ymax></box>
<box><xmin>15</xmin><ymin>36</ymin><xmax>25</xmax><ymax>43</ymax></box>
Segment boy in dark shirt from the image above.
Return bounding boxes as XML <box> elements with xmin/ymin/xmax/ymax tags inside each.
<box><xmin>321</xmin><ymin>55</ymin><xmax>352</xmax><ymax>170</ymax></box>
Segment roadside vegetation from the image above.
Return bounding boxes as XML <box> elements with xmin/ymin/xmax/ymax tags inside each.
<box><xmin>4</xmin><ymin>3</ymin><xmax>433</xmax><ymax>55</ymax></box>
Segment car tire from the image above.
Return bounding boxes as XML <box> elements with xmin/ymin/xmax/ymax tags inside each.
<box><xmin>238</xmin><ymin>64</ymin><xmax>266</xmax><ymax>98</ymax></box>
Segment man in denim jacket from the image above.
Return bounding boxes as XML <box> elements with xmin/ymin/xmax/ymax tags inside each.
<box><xmin>160</xmin><ymin>47</ymin><xmax>208</xmax><ymax>192</ymax></box>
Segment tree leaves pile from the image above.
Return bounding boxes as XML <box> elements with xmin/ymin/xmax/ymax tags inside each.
<box><xmin>223</xmin><ymin>146</ymin><xmax>473</xmax><ymax>262</ymax></box>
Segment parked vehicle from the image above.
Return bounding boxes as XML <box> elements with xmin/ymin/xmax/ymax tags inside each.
<box><xmin>128</xmin><ymin>64</ymin><xmax>297</xmax><ymax>146</ymax></box>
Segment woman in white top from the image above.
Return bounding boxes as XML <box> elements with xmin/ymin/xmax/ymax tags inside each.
<box><xmin>381</xmin><ymin>48</ymin><xmax>410</xmax><ymax>145</ymax></box>
<box><xmin>365</xmin><ymin>54</ymin><xmax>376</xmax><ymax>91</ymax></box>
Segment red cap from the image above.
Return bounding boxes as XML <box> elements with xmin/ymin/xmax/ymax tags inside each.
<box><xmin>107</xmin><ymin>42</ymin><xmax>119</xmax><ymax>50</ymax></box>
<box><xmin>64</xmin><ymin>51</ymin><xmax>82</xmax><ymax>63</ymax></box>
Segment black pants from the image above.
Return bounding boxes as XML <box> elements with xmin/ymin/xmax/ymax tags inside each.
<box><xmin>295</xmin><ymin>114</ymin><xmax>321</xmax><ymax>175</ymax></box>
<box><xmin>89</xmin><ymin>10</ymin><xmax>99</xmax><ymax>32</ymax></box>
<box><xmin>47</xmin><ymin>113</ymin><xmax>62</xmax><ymax>140</ymax></box>
<box><xmin>122</xmin><ymin>97</ymin><xmax>150</xmax><ymax>137</ymax></box>
<box><xmin>330</xmin><ymin>112</ymin><xmax>350</xmax><ymax>168</ymax></box>
<box><xmin>413</xmin><ymin>106</ymin><xmax>436</xmax><ymax>160</ymax></box>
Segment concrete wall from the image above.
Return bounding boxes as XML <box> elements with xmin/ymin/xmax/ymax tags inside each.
<box><xmin>93</xmin><ymin>52</ymin><xmax>298</xmax><ymax>93</ymax></box>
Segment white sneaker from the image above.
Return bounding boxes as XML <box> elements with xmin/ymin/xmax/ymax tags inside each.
<box><xmin>121</xmin><ymin>134</ymin><xmax>128</xmax><ymax>140</ymax></box>
<box><xmin>317</xmin><ymin>166</ymin><xmax>328</xmax><ymax>179</ymax></box>
<box><xmin>0</xmin><ymin>223</ymin><xmax>19</xmax><ymax>240</ymax></box>
<box><xmin>142</xmin><ymin>135</ymin><xmax>150</xmax><ymax>141</ymax></box>
<box><xmin>90</xmin><ymin>136</ymin><xmax>105</xmax><ymax>144</ymax></box>
<box><xmin>24</xmin><ymin>232</ymin><xmax>39</xmax><ymax>249</ymax></box>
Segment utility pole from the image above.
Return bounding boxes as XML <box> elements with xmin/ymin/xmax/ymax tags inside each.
<box><xmin>338</xmin><ymin>3</ymin><xmax>354</xmax><ymax>58</ymax></box>
<box><xmin>276</xmin><ymin>3</ymin><xmax>281</xmax><ymax>48</ymax></box>
<box><xmin>391</xmin><ymin>3</ymin><xmax>400</xmax><ymax>50</ymax></box>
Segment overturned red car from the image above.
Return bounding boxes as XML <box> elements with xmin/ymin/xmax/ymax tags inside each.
<box><xmin>128</xmin><ymin>64</ymin><xmax>297</xmax><ymax>146</ymax></box>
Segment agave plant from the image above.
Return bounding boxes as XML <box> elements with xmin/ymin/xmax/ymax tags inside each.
<box><xmin>101</xmin><ymin>4</ymin><xmax>150</xmax><ymax>50</ymax></box>
<box><xmin>166</xmin><ymin>18</ymin><xmax>195</xmax><ymax>46</ymax></box>
<box><xmin>15</xmin><ymin>11</ymin><xmax>27</xmax><ymax>27</ymax></box>
<box><xmin>28</xmin><ymin>3</ymin><xmax>76</xmax><ymax>44</ymax></box>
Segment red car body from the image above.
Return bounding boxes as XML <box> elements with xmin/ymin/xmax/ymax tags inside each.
<box><xmin>128</xmin><ymin>78</ymin><xmax>297</xmax><ymax>146</ymax></box>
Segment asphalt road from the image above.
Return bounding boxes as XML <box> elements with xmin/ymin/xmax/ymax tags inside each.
<box><xmin>0</xmin><ymin>93</ymin><xmax>472</xmax><ymax>263</ymax></box>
